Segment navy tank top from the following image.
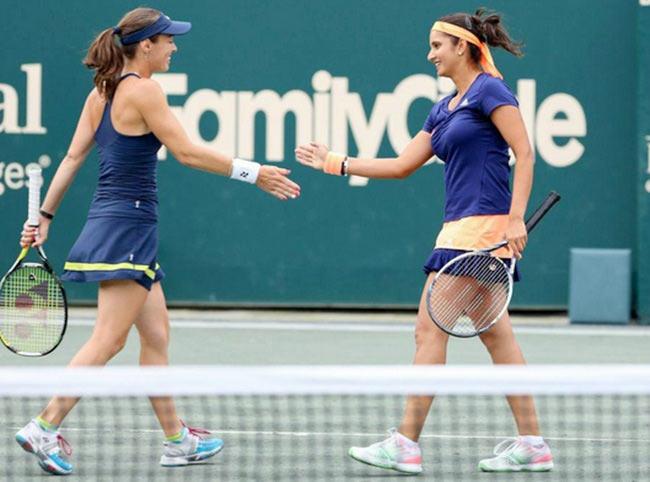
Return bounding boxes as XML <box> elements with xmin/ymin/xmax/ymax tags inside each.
<box><xmin>89</xmin><ymin>73</ymin><xmax>162</xmax><ymax>222</ymax></box>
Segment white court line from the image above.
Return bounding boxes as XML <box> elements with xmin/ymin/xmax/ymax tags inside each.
<box><xmin>7</xmin><ymin>425</ymin><xmax>648</xmax><ymax>444</ymax></box>
<box><xmin>68</xmin><ymin>318</ymin><xmax>650</xmax><ymax>337</ymax></box>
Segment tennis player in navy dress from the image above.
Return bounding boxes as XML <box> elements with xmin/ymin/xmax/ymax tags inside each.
<box><xmin>60</xmin><ymin>71</ymin><xmax>166</xmax><ymax>291</ymax></box>
<box><xmin>17</xmin><ymin>7</ymin><xmax>300</xmax><ymax>476</ymax></box>
<box><xmin>296</xmin><ymin>9</ymin><xmax>553</xmax><ymax>476</ymax></box>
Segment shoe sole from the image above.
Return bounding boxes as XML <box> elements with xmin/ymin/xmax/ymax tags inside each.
<box><xmin>348</xmin><ymin>449</ymin><xmax>422</xmax><ymax>475</ymax></box>
<box><xmin>479</xmin><ymin>461</ymin><xmax>554</xmax><ymax>472</ymax></box>
<box><xmin>160</xmin><ymin>443</ymin><xmax>224</xmax><ymax>467</ymax></box>
<box><xmin>15</xmin><ymin>434</ymin><xmax>72</xmax><ymax>476</ymax></box>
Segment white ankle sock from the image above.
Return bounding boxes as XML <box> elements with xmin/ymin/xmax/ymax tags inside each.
<box><xmin>519</xmin><ymin>435</ymin><xmax>544</xmax><ymax>446</ymax></box>
<box><xmin>396</xmin><ymin>431</ymin><xmax>419</xmax><ymax>447</ymax></box>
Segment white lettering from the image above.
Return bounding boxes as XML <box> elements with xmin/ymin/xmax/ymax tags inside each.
<box><xmin>536</xmin><ymin>93</ymin><xmax>586</xmax><ymax>167</ymax></box>
<box><xmin>350</xmin><ymin>74</ymin><xmax>437</xmax><ymax>186</ymax></box>
<box><xmin>22</xmin><ymin>64</ymin><xmax>46</xmax><ymax>134</ymax></box>
<box><xmin>330</xmin><ymin>77</ymin><xmax>349</xmax><ymax>158</ymax></box>
<box><xmin>312</xmin><ymin>70</ymin><xmax>331</xmax><ymax>145</ymax></box>
<box><xmin>238</xmin><ymin>90</ymin><xmax>312</xmax><ymax>161</ymax></box>
<box><xmin>0</xmin><ymin>156</ymin><xmax>53</xmax><ymax>196</ymax></box>
<box><xmin>346</xmin><ymin>93</ymin><xmax>393</xmax><ymax>186</ymax></box>
<box><xmin>4</xmin><ymin>162</ymin><xmax>25</xmax><ymax>189</ymax></box>
<box><xmin>185</xmin><ymin>89</ymin><xmax>237</xmax><ymax>155</ymax></box>
<box><xmin>0</xmin><ymin>83</ymin><xmax>20</xmax><ymax>133</ymax></box>
<box><xmin>0</xmin><ymin>64</ymin><xmax>46</xmax><ymax>134</ymax></box>
<box><xmin>153</xmin><ymin>71</ymin><xmax>587</xmax><ymax>184</ymax></box>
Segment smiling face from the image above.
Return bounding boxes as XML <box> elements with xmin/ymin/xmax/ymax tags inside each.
<box><xmin>143</xmin><ymin>34</ymin><xmax>177</xmax><ymax>72</ymax></box>
<box><xmin>427</xmin><ymin>29</ymin><xmax>464</xmax><ymax>78</ymax></box>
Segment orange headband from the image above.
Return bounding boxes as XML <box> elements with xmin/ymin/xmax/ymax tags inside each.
<box><xmin>431</xmin><ymin>21</ymin><xmax>503</xmax><ymax>80</ymax></box>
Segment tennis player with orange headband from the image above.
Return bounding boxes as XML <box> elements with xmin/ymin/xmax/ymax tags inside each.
<box><xmin>296</xmin><ymin>9</ymin><xmax>553</xmax><ymax>475</ymax></box>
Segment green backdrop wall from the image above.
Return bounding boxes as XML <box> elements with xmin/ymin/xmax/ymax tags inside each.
<box><xmin>637</xmin><ymin>0</ymin><xmax>650</xmax><ymax>322</ymax></box>
<box><xmin>0</xmin><ymin>1</ymin><xmax>642</xmax><ymax>309</ymax></box>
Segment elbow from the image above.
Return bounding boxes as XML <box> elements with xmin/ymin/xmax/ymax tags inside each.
<box><xmin>173</xmin><ymin>142</ymin><xmax>204</xmax><ymax>168</ymax></box>
<box><xmin>515</xmin><ymin>145</ymin><xmax>534</xmax><ymax>167</ymax></box>
<box><xmin>175</xmin><ymin>150</ymin><xmax>195</xmax><ymax>168</ymax></box>
<box><xmin>63</xmin><ymin>151</ymin><xmax>86</xmax><ymax>169</ymax></box>
<box><xmin>392</xmin><ymin>156</ymin><xmax>418</xmax><ymax>179</ymax></box>
<box><xmin>394</xmin><ymin>169</ymin><xmax>410</xmax><ymax>180</ymax></box>
<box><xmin>394</xmin><ymin>165</ymin><xmax>414</xmax><ymax>180</ymax></box>
<box><xmin>178</xmin><ymin>156</ymin><xmax>193</xmax><ymax>167</ymax></box>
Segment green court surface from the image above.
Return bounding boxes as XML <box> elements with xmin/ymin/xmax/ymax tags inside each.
<box><xmin>1</xmin><ymin>310</ymin><xmax>649</xmax><ymax>481</ymax></box>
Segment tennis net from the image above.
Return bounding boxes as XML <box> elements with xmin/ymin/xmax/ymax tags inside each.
<box><xmin>1</xmin><ymin>365</ymin><xmax>649</xmax><ymax>481</ymax></box>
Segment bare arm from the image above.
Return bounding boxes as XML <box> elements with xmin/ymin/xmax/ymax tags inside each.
<box><xmin>490</xmin><ymin>104</ymin><xmax>534</xmax><ymax>258</ymax></box>
<box><xmin>23</xmin><ymin>91</ymin><xmax>98</xmax><ymax>247</ymax></box>
<box><xmin>132</xmin><ymin>79</ymin><xmax>300</xmax><ymax>200</ymax></box>
<box><xmin>133</xmin><ymin>79</ymin><xmax>230</xmax><ymax>173</ymax></box>
<box><xmin>295</xmin><ymin>130</ymin><xmax>434</xmax><ymax>179</ymax></box>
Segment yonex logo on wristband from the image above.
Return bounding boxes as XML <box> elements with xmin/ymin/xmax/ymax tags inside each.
<box><xmin>230</xmin><ymin>159</ymin><xmax>260</xmax><ymax>184</ymax></box>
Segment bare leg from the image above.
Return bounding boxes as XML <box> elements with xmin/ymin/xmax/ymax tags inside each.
<box><xmin>134</xmin><ymin>282</ymin><xmax>183</xmax><ymax>437</ymax></box>
<box><xmin>398</xmin><ymin>273</ymin><xmax>450</xmax><ymax>441</ymax></box>
<box><xmin>478</xmin><ymin>312</ymin><xmax>540</xmax><ymax>435</ymax></box>
<box><xmin>39</xmin><ymin>280</ymin><xmax>149</xmax><ymax>425</ymax></box>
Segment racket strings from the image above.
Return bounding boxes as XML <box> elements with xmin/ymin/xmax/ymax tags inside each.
<box><xmin>429</xmin><ymin>254</ymin><xmax>511</xmax><ymax>336</ymax></box>
<box><xmin>0</xmin><ymin>266</ymin><xmax>65</xmax><ymax>353</ymax></box>
<box><xmin>451</xmin><ymin>265</ymin><xmax>509</xmax><ymax>332</ymax></box>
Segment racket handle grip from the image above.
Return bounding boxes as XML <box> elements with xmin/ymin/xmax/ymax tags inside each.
<box><xmin>27</xmin><ymin>166</ymin><xmax>43</xmax><ymax>227</ymax></box>
<box><xmin>525</xmin><ymin>191</ymin><xmax>561</xmax><ymax>234</ymax></box>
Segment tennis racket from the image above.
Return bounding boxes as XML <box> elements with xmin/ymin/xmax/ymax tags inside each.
<box><xmin>0</xmin><ymin>166</ymin><xmax>67</xmax><ymax>356</ymax></box>
<box><xmin>426</xmin><ymin>191</ymin><xmax>561</xmax><ymax>338</ymax></box>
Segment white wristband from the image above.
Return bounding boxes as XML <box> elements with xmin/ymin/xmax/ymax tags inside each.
<box><xmin>230</xmin><ymin>158</ymin><xmax>261</xmax><ymax>184</ymax></box>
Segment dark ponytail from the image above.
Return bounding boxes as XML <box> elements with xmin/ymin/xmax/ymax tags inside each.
<box><xmin>438</xmin><ymin>9</ymin><xmax>523</xmax><ymax>66</ymax></box>
<box><xmin>83</xmin><ymin>8</ymin><xmax>162</xmax><ymax>100</ymax></box>
<box><xmin>475</xmin><ymin>8</ymin><xmax>522</xmax><ymax>57</ymax></box>
<box><xmin>83</xmin><ymin>28</ymin><xmax>124</xmax><ymax>100</ymax></box>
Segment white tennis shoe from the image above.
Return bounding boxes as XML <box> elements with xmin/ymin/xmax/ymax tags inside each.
<box><xmin>15</xmin><ymin>419</ymin><xmax>73</xmax><ymax>475</ymax></box>
<box><xmin>478</xmin><ymin>437</ymin><xmax>554</xmax><ymax>472</ymax></box>
<box><xmin>160</xmin><ymin>424</ymin><xmax>224</xmax><ymax>466</ymax></box>
<box><xmin>349</xmin><ymin>428</ymin><xmax>423</xmax><ymax>474</ymax></box>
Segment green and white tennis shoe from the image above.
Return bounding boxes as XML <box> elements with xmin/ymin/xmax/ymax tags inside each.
<box><xmin>479</xmin><ymin>437</ymin><xmax>554</xmax><ymax>472</ymax></box>
<box><xmin>349</xmin><ymin>428</ymin><xmax>423</xmax><ymax>474</ymax></box>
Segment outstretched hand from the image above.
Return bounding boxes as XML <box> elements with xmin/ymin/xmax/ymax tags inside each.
<box><xmin>295</xmin><ymin>142</ymin><xmax>329</xmax><ymax>171</ymax></box>
<box><xmin>256</xmin><ymin>166</ymin><xmax>301</xmax><ymax>200</ymax></box>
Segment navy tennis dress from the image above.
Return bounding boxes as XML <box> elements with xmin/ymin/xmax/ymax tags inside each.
<box><xmin>420</xmin><ymin>73</ymin><xmax>521</xmax><ymax>281</ymax></box>
<box><xmin>60</xmin><ymin>73</ymin><xmax>164</xmax><ymax>291</ymax></box>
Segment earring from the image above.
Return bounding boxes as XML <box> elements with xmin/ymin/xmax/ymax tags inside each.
<box><xmin>458</xmin><ymin>51</ymin><xmax>463</xmax><ymax>56</ymax></box>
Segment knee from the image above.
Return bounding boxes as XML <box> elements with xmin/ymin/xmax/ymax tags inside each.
<box><xmin>479</xmin><ymin>328</ymin><xmax>512</xmax><ymax>351</ymax></box>
<box><xmin>478</xmin><ymin>329</ymin><xmax>497</xmax><ymax>348</ymax></box>
<box><xmin>112</xmin><ymin>338</ymin><xmax>127</xmax><ymax>357</ymax></box>
<box><xmin>97</xmin><ymin>334</ymin><xmax>129</xmax><ymax>359</ymax></box>
<box><xmin>414</xmin><ymin>315</ymin><xmax>448</xmax><ymax>349</ymax></box>
<box><xmin>140</xmin><ymin>325</ymin><xmax>170</xmax><ymax>352</ymax></box>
